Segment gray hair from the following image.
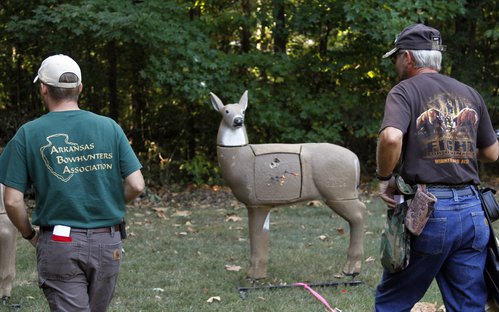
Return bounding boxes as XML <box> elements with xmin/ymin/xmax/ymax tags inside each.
<box><xmin>408</xmin><ymin>50</ymin><xmax>442</xmax><ymax>71</ymax></box>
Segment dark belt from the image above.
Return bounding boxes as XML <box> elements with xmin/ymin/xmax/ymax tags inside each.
<box><xmin>427</xmin><ymin>184</ymin><xmax>472</xmax><ymax>189</ymax></box>
<box><xmin>41</xmin><ymin>225</ymin><xmax>120</xmax><ymax>234</ymax></box>
<box><xmin>427</xmin><ymin>185</ymin><xmax>476</xmax><ymax>198</ymax></box>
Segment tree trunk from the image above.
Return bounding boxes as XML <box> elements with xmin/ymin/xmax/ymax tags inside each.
<box><xmin>272</xmin><ymin>0</ymin><xmax>287</xmax><ymax>53</ymax></box>
<box><xmin>107</xmin><ymin>40</ymin><xmax>119</xmax><ymax>121</ymax></box>
<box><xmin>241</xmin><ymin>0</ymin><xmax>251</xmax><ymax>53</ymax></box>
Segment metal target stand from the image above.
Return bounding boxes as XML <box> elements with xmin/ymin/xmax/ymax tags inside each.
<box><xmin>237</xmin><ymin>279</ymin><xmax>363</xmax><ymax>300</ymax></box>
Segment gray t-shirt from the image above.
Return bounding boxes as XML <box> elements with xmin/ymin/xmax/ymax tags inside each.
<box><xmin>380</xmin><ymin>73</ymin><xmax>496</xmax><ymax>185</ymax></box>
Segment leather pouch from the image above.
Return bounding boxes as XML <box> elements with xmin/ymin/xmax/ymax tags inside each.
<box><xmin>405</xmin><ymin>184</ymin><xmax>436</xmax><ymax>236</ymax></box>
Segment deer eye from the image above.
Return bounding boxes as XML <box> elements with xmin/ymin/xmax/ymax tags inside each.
<box><xmin>225</xmin><ymin>110</ymin><xmax>229</xmax><ymax>114</ymax></box>
<box><xmin>241</xmin><ymin>110</ymin><xmax>245</xmax><ymax>115</ymax></box>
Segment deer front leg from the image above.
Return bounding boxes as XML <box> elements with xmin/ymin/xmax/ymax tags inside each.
<box><xmin>0</xmin><ymin>214</ymin><xmax>16</xmax><ymax>299</ymax></box>
<box><xmin>325</xmin><ymin>199</ymin><xmax>365</xmax><ymax>277</ymax></box>
<box><xmin>246</xmin><ymin>205</ymin><xmax>272</xmax><ymax>280</ymax></box>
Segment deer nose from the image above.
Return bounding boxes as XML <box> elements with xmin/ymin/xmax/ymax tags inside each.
<box><xmin>233</xmin><ymin>117</ymin><xmax>244</xmax><ymax>127</ymax></box>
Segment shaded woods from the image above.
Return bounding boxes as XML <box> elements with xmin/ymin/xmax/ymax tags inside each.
<box><xmin>0</xmin><ymin>0</ymin><xmax>497</xmax><ymax>187</ymax></box>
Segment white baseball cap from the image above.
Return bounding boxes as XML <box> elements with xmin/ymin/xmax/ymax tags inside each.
<box><xmin>33</xmin><ymin>54</ymin><xmax>82</xmax><ymax>88</ymax></box>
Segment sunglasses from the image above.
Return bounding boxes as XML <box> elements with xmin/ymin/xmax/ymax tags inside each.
<box><xmin>391</xmin><ymin>51</ymin><xmax>405</xmax><ymax>64</ymax></box>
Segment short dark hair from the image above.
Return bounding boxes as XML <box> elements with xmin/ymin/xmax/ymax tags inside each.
<box><xmin>45</xmin><ymin>72</ymin><xmax>81</xmax><ymax>102</ymax></box>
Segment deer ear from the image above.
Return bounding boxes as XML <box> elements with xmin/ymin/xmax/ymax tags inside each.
<box><xmin>210</xmin><ymin>92</ymin><xmax>224</xmax><ymax>112</ymax></box>
<box><xmin>239</xmin><ymin>90</ymin><xmax>248</xmax><ymax>110</ymax></box>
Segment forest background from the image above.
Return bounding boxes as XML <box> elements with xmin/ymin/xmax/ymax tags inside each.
<box><xmin>0</xmin><ymin>0</ymin><xmax>498</xmax><ymax>188</ymax></box>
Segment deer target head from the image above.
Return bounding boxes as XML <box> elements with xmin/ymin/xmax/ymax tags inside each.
<box><xmin>210</xmin><ymin>90</ymin><xmax>248</xmax><ymax>129</ymax></box>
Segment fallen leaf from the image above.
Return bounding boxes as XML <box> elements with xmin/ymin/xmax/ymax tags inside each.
<box><xmin>224</xmin><ymin>264</ymin><xmax>241</xmax><ymax>272</ymax></box>
<box><xmin>172</xmin><ymin>210</ymin><xmax>192</xmax><ymax>217</ymax></box>
<box><xmin>207</xmin><ymin>296</ymin><xmax>221</xmax><ymax>303</ymax></box>
<box><xmin>153</xmin><ymin>288</ymin><xmax>164</xmax><ymax>292</ymax></box>
<box><xmin>410</xmin><ymin>302</ymin><xmax>438</xmax><ymax>312</ymax></box>
<box><xmin>152</xmin><ymin>208</ymin><xmax>167</xmax><ymax>219</ymax></box>
<box><xmin>225</xmin><ymin>214</ymin><xmax>242</xmax><ymax>222</ymax></box>
<box><xmin>365</xmin><ymin>256</ymin><xmax>375</xmax><ymax>262</ymax></box>
<box><xmin>335</xmin><ymin>227</ymin><xmax>345</xmax><ymax>235</ymax></box>
<box><xmin>307</xmin><ymin>200</ymin><xmax>322</xmax><ymax>207</ymax></box>
<box><xmin>318</xmin><ymin>235</ymin><xmax>328</xmax><ymax>241</ymax></box>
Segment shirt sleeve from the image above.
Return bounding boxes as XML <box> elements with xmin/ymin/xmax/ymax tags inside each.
<box><xmin>115</xmin><ymin>124</ymin><xmax>142</xmax><ymax>178</ymax></box>
<box><xmin>475</xmin><ymin>95</ymin><xmax>497</xmax><ymax>149</ymax></box>
<box><xmin>380</xmin><ymin>84</ymin><xmax>412</xmax><ymax>134</ymax></box>
<box><xmin>0</xmin><ymin>129</ymin><xmax>30</xmax><ymax>193</ymax></box>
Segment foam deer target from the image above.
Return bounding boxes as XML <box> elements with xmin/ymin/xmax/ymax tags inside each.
<box><xmin>0</xmin><ymin>183</ymin><xmax>16</xmax><ymax>301</ymax></box>
<box><xmin>210</xmin><ymin>90</ymin><xmax>365</xmax><ymax>279</ymax></box>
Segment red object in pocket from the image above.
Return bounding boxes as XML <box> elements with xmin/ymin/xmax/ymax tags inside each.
<box><xmin>51</xmin><ymin>234</ymin><xmax>73</xmax><ymax>242</ymax></box>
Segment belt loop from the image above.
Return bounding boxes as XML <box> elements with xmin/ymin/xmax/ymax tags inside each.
<box><xmin>110</xmin><ymin>225</ymin><xmax>115</xmax><ymax>237</ymax></box>
<box><xmin>452</xmin><ymin>189</ymin><xmax>458</xmax><ymax>201</ymax></box>
<box><xmin>471</xmin><ymin>185</ymin><xmax>480</xmax><ymax>199</ymax></box>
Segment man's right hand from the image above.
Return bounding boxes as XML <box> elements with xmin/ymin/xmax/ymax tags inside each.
<box><xmin>28</xmin><ymin>228</ymin><xmax>40</xmax><ymax>248</ymax></box>
<box><xmin>378</xmin><ymin>176</ymin><xmax>398</xmax><ymax>209</ymax></box>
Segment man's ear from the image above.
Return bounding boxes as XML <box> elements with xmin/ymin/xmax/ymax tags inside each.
<box><xmin>40</xmin><ymin>83</ymin><xmax>48</xmax><ymax>96</ymax></box>
<box><xmin>404</xmin><ymin>51</ymin><xmax>413</xmax><ymax>65</ymax></box>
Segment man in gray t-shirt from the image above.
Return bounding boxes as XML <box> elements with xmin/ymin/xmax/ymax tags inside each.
<box><xmin>375</xmin><ymin>24</ymin><xmax>498</xmax><ymax>312</ymax></box>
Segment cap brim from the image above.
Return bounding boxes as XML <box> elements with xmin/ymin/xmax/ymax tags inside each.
<box><xmin>382</xmin><ymin>47</ymin><xmax>398</xmax><ymax>58</ymax></box>
<box><xmin>33</xmin><ymin>75</ymin><xmax>39</xmax><ymax>83</ymax></box>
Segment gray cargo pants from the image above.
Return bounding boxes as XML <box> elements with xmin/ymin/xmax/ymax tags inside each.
<box><xmin>37</xmin><ymin>226</ymin><xmax>122</xmax><ymax>312</ymax></box>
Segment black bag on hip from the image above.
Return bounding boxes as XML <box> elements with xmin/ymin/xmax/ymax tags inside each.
<box><xmin>480</xmin><ymin>187</ymin><xmax>499</xmax><ymax>305</ymax></box>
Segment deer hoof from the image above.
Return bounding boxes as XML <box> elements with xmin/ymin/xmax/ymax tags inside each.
<box><xmin>247</xmin><ymin>266</ymin><xmax>267</xmax><ymax>280</ymax></box>
<box><xmin>342</xmin><ymin>260</ymin><xmax>362</xmax><ymax>277</ymax></box>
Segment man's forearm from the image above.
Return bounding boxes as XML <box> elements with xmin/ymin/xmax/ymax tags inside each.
<box><xmin>477</xmin><ymin>141</ymin><xmax>499</xmax><ymax>163</ymax></box>
<box><xmin>376</xmin><ymin>127</ymin><xmax>403</xmax><ymax>176</ymax></box>
<box><xmin>123</xmin><ymin>170</ymin><xmax>145</xmax><ymax>203</ymax></box>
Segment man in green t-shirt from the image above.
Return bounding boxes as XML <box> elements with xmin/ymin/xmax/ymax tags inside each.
<box><xmin>0</xmin><ymin>54</ymin><xmax>145</xmax><ymax>311</ymax></box>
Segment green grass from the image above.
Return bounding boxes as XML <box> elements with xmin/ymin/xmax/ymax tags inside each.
<box><xmin>6</xmin><ymin>186</ymin><xmax>456</xmax><ymax>311</ymax></box>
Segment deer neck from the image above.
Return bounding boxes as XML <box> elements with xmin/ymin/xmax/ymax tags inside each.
<box><xmin>217</xmin><ymin>124</ymin><xmax>249</xmax><ymax>147</ymax></box>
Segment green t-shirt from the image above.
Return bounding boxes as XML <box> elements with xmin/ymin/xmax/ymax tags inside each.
<box><xmin>0</xmin><ymin>110</ymin><xmax>142</xmax><ymax>228</ymax></box>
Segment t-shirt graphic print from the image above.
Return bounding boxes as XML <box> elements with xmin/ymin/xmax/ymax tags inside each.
<box><xmin>415</xmin><ymin>93</ymin><xmax>478</xmax><ymax>165</ymax></box>
<box><xmin>40</xmin><ymin>133</ymin><xmax>113</xmax><ymax>182</ymax></box>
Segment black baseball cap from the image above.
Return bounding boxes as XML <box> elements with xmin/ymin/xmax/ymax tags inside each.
<box><xmin>383</xmin><ymin>23</ymin><xmax>445</xmax><ymax>58</ymax></box>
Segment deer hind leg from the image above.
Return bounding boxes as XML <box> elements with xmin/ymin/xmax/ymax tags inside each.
<box><xmin>0</xmin><ymin>214</ymin><xmax>16</xmax><ymax>298</ymax></box>
<box><xmin>246</xmin><ymin>205</ymin><xmax>272</xmax><ymax>280</ymax></box>
<box><xmin>325</xmin><ymin>199</ymin><xmax>365</xmax><ymax>277</ymax></box>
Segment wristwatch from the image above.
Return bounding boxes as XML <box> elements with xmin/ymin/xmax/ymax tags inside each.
<box><xmin>23</xmin><ymin>228</ymin><xmax>36</xmax><ymax>240</ymax></box>
<box><xmin>376</xmin><ymin>172</ymin><xmax>393</xmax><ymax>181</ymax></box>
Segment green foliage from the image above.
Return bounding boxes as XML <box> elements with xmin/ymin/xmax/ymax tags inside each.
<box><xmin>0</xmin><ymin>0</ymin><xmax>497</xmax><ymax>186</ymax></box>
<box><xmin>179</xmin><ymin>154</ymin><xmax>222</xmax><ymax>186</ymax></box>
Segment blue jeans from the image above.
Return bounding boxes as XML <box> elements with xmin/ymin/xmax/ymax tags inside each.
<box><xmin>375</xmin><ymin>186</ymin><xmax>489</xmax><ymax>312</ymax></box>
